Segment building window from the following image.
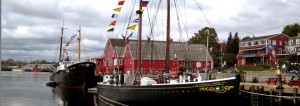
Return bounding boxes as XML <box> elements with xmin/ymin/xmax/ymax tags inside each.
<box><xmin>248</xmin><ymin>42</ymin><xmax>252</xmax><ymax>46</ymax></box>
<box><xmin>240</xmin><ymin>43</ymin><xmax>245</xmax><ymax>46</ymax></box>
<box><xmin>296</xmin><ymin>39</ymin><xmax>300</xmax><ymax>45</ymax></box>
<box><xmin>278</xmin><ymin>48</ymin><xmax>282</xmax><ymax>54</ymax></box>
<box><xmin>289</xmin><ymin>40</ymin><xmax>292</xmax><ymax>45</ymax></box>
<box><xmin>279</xmin><ymin>41</ymin><xmax>282</xmax><ymax>46</ymax></box>
<box><xmin>119</xmin><ymin>59</ymin><xmax>123</xmax><ymax>65</ymax></box>
<box><xmin>105</xmin><ymin>61</ymin><xmax>108</xmax><ymax>66</ymax></box>
<box><xmin>260</xmin><ymin>40</ymin><xmax>265</xmax><ymax>45</ymax></box>
<box><xmin>290</xmin><ymin>48</ymin><xmax>295</xmax><ymax>53</ymax></box>
<box><xmin>267</xmin><ymin>40</ymin><xmax>271</xmax><ymax>44</ymax></box>
<box><xmin>272</xmin><ymin>40</ymin><xmax>276</xmax><ymax>45</ymax></box>
<box><xmin>253</xmin><ymin>41</ymin><xmax>258</xmax><ymax>45</ymax></box>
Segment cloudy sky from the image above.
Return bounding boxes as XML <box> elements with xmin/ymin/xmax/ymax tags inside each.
<box><xmin>2</xmin><ymin>0</ymin><xmax>300</xmax><ymax>62</ymax></box>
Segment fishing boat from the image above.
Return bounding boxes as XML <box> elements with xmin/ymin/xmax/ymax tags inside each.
<box><xmin>97</xmin><ymin>0</ymin><xmax>241</xmax><ymax>106</ymax></box>
<box><xmin>50</xmin><ymin>24</ymin><xmax>99</xmax><ymax>89</ymax></box>
<box><xmin>31</xmin><ymin>64</ymin><xmax>42</xmax><ymax>72</ymax></box>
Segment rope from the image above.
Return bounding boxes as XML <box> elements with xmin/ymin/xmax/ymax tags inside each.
<box><xmin>174</xmin><ymin>0</ymin><xmax>183</xmax><ymax>42</ymax></box>
<box><xmin>194</xmin><ymin>0</ymin><xmax>212</xmax><ymax>28</ymax></box>
<box><xmin>239</xmin><ymin>90</ymin><xmax>300</xmax><ymax>99</ymax></box>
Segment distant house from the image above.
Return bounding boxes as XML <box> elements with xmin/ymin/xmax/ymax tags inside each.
<box><xmin>285</xmin><ymin>33</ymin><xmax>300</xmax><ymax>61</ymax></box>
<box><xmin>96</xmin><ymin>38</ymin><xmax>213</xmax><ymax>74</ymax></box>
<box><xmin>237</xmin><ymin>33</ymin><xmax>289</xmax><ymax>66</ymax></box>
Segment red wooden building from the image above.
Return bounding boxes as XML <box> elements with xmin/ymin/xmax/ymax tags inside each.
<box><xmin>89</xmin><ymin>38</ymin><xmax>213</xmax><ymax>75</ymax></box>
<box><xmin>237</xmin><ymin>33</ymin><xmax>289</xmax><ymax>66</ymax></box>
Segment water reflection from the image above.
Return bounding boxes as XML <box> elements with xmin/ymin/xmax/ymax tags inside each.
<box><xmin>52</xmin><ymin>87</ymin><xmax>96</xmax><ymax>106</ymax></box>
<box><xmin>1</xmin><ymin>71</ymin><xmax>98</xmax><ymax>106</ymax></box>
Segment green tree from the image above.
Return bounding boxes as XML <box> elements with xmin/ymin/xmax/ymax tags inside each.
<box><xmin>40</xmin><ymin>60</ymin><xmax>48</xmax><ymax>64</ymax></box>
<box><xmin>6</xmin><ymin>58</ymin><xmax>15</xmax><ymax>66</ymax></box>
<box><xmin>232</xmin><ymin>32</ymin><xmax>240</xmax><ymax>55</ymax></box>
<box><xmin>226</xmin><ymin>32</ymin><xmax>233</xmax><ymax>53</ymax></box>
<box><xmin>242</xmin><ymin>36</ymin><xmax>251</xmax><ymax>41</ymax></box>
<box><xmin>223</xmin><ymin>32</ymin><xmax>240</xmax><ymax>68</ymax></box>
<box><xmin>189</xmin><ymin>27</ymin><xmax>220</xmax><ymax>67</ymax></box>
<box><xmin>223</xmin><ymin>53</ymin><xmax>236</xmax><ymax>68</ymax></box>
<box><xmin>189</xmin><ymin>27</ymin><xmax>219</xmax><ymax>50</ymax></box>
<box><xmin>282</xmin><ymin>23</ymin><xmax>300</xmax><ymax>37</ymax></box>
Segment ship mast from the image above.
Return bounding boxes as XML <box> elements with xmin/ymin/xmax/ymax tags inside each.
<box><xmin>165</xmin><ymin>0</ymin><xmax>170</xmax><ymax>72</ymax></box>
<box><xmin>59</xmin><ymin>20</ymin><xmax>67</xmax><ymax>62</ymax></box>
<box><xmin>77</xmin><ymin>26</ymin><xmax>81</xmax><ymax>62</ymax></box>
<box><xmin>138</xmin><ymin>0</ymin><xmax>142</xmax><ymax>72</ymax></box>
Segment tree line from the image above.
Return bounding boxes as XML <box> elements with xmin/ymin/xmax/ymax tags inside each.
<box><xmin>1</xmin><ymin>58</ymin><xmax>56</xmax><ymax>68</ymax></box>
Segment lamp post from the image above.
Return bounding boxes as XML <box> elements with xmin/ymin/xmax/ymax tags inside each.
<box><xmin>276</xmin><ymin>65</ymin><xmax>284</xmax><ymax>89</ymax></box>
<box><xmin>220</xmin><ymin>45</ymin><xmax>223</xmax><ymax>73</ymax></box>
<box><xmin>205</xmin><ymin>28</ymin><xmax>210</xmax><ymax>80</ymax></box>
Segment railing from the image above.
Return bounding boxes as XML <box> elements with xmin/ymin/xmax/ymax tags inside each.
<box><xmin>243</xmin><ymin>72</ymin><xmax>295</xmax><ymax>83</ymax></box>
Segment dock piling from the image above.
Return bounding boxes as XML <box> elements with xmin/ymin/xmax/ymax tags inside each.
<box><xmin>293</xmin><ymin>88</ymin><xmax>298</xmax><ymax>106</ymax></box>
<box><xmin>250</xmin><ymin>85</ymin><xmax>257</xmax><ymax>106</ymax></box>
<box><xmin>259</xmin><ymin>86</ymin><xmax>264</xmax><ymax>106</ymax></box>
<box><xmin>270</xmin><ymin>89</ymin><xmax>274</xmax><ymax>106</ymax></box>
<box><xmin>277</xmin><ymin>89</ymin><xmax>283</xmax><ymax>106</ymax></box>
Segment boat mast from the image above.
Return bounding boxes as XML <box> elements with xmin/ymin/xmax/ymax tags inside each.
<box><xmin>165</xmin><ymin>0</ymin><xmax>170</xmax><ymax>72</ymax></box>
<box><xmin>77</xmin><ymin>26</ymin><xmax>81</xmax><ymax>62</ymax></box>
<box><xmin>59</xmin><ymin>20</ymin><xmax>66</xmax><ymax>62</ymax></box>
<box><xmin>138</xmin><ymin>0</ymin><xmax>142</xmax><ymax>72</ymax></box>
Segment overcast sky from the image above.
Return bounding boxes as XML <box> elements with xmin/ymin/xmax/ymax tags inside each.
<box><xmin>2</xmin><ymin>0</ymin><xmax>300</xmax><ymax>62</ymax></box>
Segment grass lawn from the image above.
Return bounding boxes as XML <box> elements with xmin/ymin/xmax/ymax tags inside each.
<box><xmin>225</xmin><ymin>65</ymin><xmax>278</xmax><ymax>72</ymax></box>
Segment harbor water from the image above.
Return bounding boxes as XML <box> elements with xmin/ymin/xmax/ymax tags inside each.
<box><xmin>0</xmin><ymin>71</ymin><xmax>96</xmax><ymax>106</ymax></box>
<box><xmin>1</xmin><ymin>71</ymin><xmax>299</xmax><ymax>106</ymax></box>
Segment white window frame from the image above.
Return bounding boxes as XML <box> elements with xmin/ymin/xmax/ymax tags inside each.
<box><xmin>248</xmin><ymin>42</ymin><xmax>252</xmax><ymax>46</ymax></box>
<box><xmin>267</xmin><ymin>40</ymin><xmax>271</xmax><ymax>44</ymax></box>
<box><xmin>289</xmin><ymin>40</ymin><xmax>293</xmax><ymax>45</ymax></box>
<box><xmin>279</xmin><ymin>41</ymin><xmax>282</xmax><ymax>46</ymax></box>
<box><xmin>260</xmin><ymin>40</ymin><xmax>265</xmax><ymax>45</ymax></box>
<box><xmin>240</xmin><ymin>42</ymin><xmax>245</xmax><ymax>47</ymax></box>
<box><xmin>272</xmin><ymin>40</ymin><xmax>276</xmax><ymax>45</ymax></box>
<box><xmin>278</xmin><ymin>48</ymin><xmax>282</xmax><ymax>54</ymax></box>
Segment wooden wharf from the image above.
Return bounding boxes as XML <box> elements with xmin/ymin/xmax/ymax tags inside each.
<box><xmin>240</xmin><ymin>82</ymin><xmax>300</xmax><ymax>95</ymax></box>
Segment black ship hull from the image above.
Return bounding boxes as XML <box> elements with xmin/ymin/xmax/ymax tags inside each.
<box><xmin>52</xmin><ymin>62</ymin><xmax>99</xmax><ymax>89</ymax></box>
<box><xmin>52</xmin><ymin>86</ymin><xmax>96</xmax><ymax>106</ymax></box>
<box><xmin>97</xmin><ymin>75</ymin><xmax>241</xmax><ymax>106</ymax></box>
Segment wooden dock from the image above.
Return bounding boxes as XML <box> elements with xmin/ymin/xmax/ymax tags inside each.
<box><xmin>240</xmin><ymin>82</ymin><xmax>300</xmax><ymax>95</ymax></box>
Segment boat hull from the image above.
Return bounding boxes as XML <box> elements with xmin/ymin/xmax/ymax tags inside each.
<box><xmin>31</xmin><ymin>68</ymin><xmax>42</xmax><ymax>72</ymax></box>
<box><xmin>12</xmin><ymin>68</ymin><xmax>25</xmax><ymax>72</ymax></box>
<box><xmin>97</xmin><ymin>75</ymin><xmax>241</xmax><ymax>106</ymax></box>
<box><xmin>52</xmin><ymin>62</ymin><xmax>99</xmax><ymax>89</ymax></box>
